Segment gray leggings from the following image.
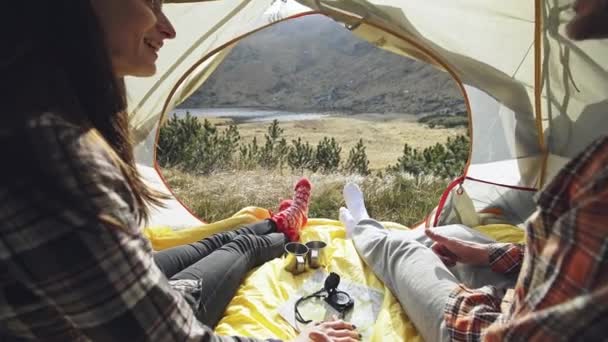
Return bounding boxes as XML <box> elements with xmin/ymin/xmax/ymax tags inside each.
<box><xmin>352</xmin><ymin>221</ymin><xmax>516</xmax><ymax>342</ymax></box>
<box><xmin>154</xmin><ymin>220</ymin><xmax>287</xmax><ymax>327</ymax></box>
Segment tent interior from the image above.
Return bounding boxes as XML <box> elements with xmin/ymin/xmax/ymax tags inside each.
<box><xmin>126</xmin><ymin>0</ymin><xmax>608</xmax><ymax>339</ymax></box>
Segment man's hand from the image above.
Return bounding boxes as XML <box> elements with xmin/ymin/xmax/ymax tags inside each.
<box><xmin>425</xmin><ymin>228</ymin><xmax>490</xmax><ymax>267</ymax></box>
<box><xmin>293</xmin><ymin>317</ymin><xmax>360</xmax><ymax>342</ymax></box>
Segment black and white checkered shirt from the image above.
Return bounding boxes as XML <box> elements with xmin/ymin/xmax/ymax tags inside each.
<box><xmin>0</xmin><ymin>113</ymin><xmax>268</xmax><ymax>341</ymax></box>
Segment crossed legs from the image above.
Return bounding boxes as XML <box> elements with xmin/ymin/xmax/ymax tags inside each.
<box><xmin>340</xmin><ymin>183</ymin><xmax>514</xmax><ymax>342</ymax></box>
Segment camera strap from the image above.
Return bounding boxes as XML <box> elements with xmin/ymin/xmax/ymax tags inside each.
<box><xmin>293</xmin><ymin>272</ymin><xmax>354</xmax><ymax>324</ymax></box>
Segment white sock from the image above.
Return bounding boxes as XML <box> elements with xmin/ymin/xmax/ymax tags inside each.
<box><xmin>343</xmin><ymin>182</ymin><xmax>370</xmax><ymax>222</ymax></box>
<box><xmin>339</xmin><ymin>207</ymin><xmax>357</xmax><ymax>239</ymax></box>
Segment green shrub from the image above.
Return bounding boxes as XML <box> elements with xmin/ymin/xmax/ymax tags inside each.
<box><xmin>343</xmin><ymin>139</ymin><xmax>370</xmax><ymax>175</ymax></box>
<box><xmin>391</xmin><ymin>135</ymin><xmax>469</xmax><ymax>179</ymax></box>
<box><xmin>158</xmin><ymin>116</ymin><xmax>469</xmax><ymax>179</ymax></box>
<box><xmin>186</xmin><ymin>119</ymin><xmax>240</xmax><ymax>174</ymax></box>
<box><xmin>314</xmin><ymin>137</ymin><xmax>342</xmax><ymax>173</ymax></box>
<box><xmin>157</xmin><ymin>113</ymin><xmax>240</xmax><ymax>175</ymax></box>
<box><xmin>391</xmin><ymin>143</ymin><xmax>425</xmax><ymax>177</ymax></box>
<box><xmin>157</xmin><ymin>112</ymin><xmax>202</xmax><ymax>168</ymax></box>
<box><xmin>259</xmin><ymin>120</ymin><xmax>288</xmax><ymax>170</ymax></box>
<box><xmin>238</xmin><ymin>137</ymin><xmax>261</xmax><ymax>170</ymax></box>
<box><xmin>418</xmin><ymin>113</ymin><xmax>469</xmax><ymax>129</ymax></box>
<box><xmin>287</xmin><ymin>137</ymin><xmax>315</xmax><ymax>172</ymax></box>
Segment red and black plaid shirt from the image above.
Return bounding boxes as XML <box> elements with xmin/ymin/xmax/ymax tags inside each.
<box><xmin>444</xmin><ymin>136</ymin><xmax>608</xmax><ymax>341</ymax></box>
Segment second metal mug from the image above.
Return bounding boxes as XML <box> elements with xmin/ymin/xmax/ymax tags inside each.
<box><xmin>284</xmin><ymin>242</ymin><xmax>309</xmax><ymax>275</ymax></box>
<box><xmin>305</xmin><ymin>241</ymin><xmax>327</xmax><ymax>269</ymax></box>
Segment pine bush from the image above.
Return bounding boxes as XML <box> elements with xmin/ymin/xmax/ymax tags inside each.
<box><xmin>314</xmin><ymin>137</ymin><xmax>341</xmax><ymax>173</ymax></box>
<box><xmin>287</xmin><ymin>137</ymin><xmax>315</xmax><ymax>172</ymax></box>
<box><xmin>343</xmin><ymin>139</ymin><xmax>370</xmax><ymax>175</ymax></box>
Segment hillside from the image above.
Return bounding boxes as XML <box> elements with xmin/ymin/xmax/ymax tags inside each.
<box><xmin>181</xmin><ymin>15</ymin><xmax>465</xmax><ymax>116</ymax></box>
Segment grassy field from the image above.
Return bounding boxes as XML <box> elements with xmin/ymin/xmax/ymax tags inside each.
<box><xmin>162</xmin><ymin>168</ymin><xmax>448</xmax><ymax>227</ymax></box>
<box><xmin>204</xmin><ymin>113</ymin><xmax>467</xmax><ymax>170</ymax></box>
<box><xmin>161</xmin><ymin>114</ymin><xmax>463</xmax><ymax>225</ymax></box>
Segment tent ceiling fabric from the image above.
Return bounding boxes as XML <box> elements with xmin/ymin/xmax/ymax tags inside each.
<box><xmin>126</xmin><ymin>0</ymin><xmax>608</xmax><ymax>228</ymax></box>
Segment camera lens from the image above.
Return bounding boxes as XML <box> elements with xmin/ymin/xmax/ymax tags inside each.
<box><xmin>333</xmin><ymin>292</ymin><xmax>350</xmax><ymax>305</ymax></box>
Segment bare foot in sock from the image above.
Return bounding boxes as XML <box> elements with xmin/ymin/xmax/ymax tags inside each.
<box><xmin>271</xmin><ymin>178</ymin><xmax>312</xmax><ymax>241</ymax></box>
<box><xmin>343</xmin><ymin>182</ymin><xmax>369</xmax><ymax>223</ymax></box>
<box><xmin>339</xmin><ymin>207</ymin><xmax>357</xmax><ymax>239</ymax></box>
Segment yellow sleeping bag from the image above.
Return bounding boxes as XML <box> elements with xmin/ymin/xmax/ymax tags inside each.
<box><xmin>143</xmin><ymin>206</ymin><xmax>272</xmax><ymax>251</ymax></box>
<box><xmin>144</xmin><ymin>208</ymin><xmax>525</xmax><ymax>341</ymax></box>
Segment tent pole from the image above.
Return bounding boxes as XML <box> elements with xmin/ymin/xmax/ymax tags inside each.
<box><xmin>535</xmin><ymin>0</ymin><xmax>548</xmax><ymax>188</ymax></box>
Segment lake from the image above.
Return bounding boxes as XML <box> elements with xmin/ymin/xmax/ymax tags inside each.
<box><xmin>172</xmin><ymin>108</ymin><xmax>330</xmax><ymax>123</ymax></box>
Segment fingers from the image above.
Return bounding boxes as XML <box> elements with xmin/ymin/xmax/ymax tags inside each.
<box><xmin>319</xmin><ymin>319</ymin><xmax>356</xmax><ymax>331</ymax></box>
<box><xmin>426</xmin><ymin>229</ymin><xmax>466</xmax><ymax>251</ymax></box>
<box><xmin>329</xmin><ymin>337</ymin><xmax>361</xmax><ymax>342</ymax></box>
<box><xmin>425</xmin><ymin>228</ymin><xmax>450</xmax><ymax>244</ymax></box>
<box><xmin>426</xmin><ymin>229</ymin><xmax>459</xmax><ymax>247</ymax></box>
<box><xmin>435</xmin><ymin>243</ymin><xmax>458</xmax><ymax>259</ymax></box>
<box><xmin>431</xmin><ymin>242</ymin><xmax>457</xmax><ymax>266</ymax></box>
<box><xmin>326</xmin><ymin>328</ymin><xmax>361</xmax><ymax>340</ymax></box>
<box><xmin>315</xmin><ymin>319</ymin><xmax>360</xmax><ymax>341</ymax></box>
<box><xmin>309</xmin><ymin>331</ymin><xmax>331</xmax><ymax>342</ymax></box>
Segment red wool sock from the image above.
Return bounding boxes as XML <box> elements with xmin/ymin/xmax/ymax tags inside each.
<box><xmin>277</xmin><ymin>199</ymin><xmax>308</xmax><ymax>227</ymax></box>
<box><xmin>267</xmin><ymin>199</ymin><xmax>291</xmax><ymax>217</ymax></box>
<box><xmin>271</xmin><ymin>178</ymin><xmax>312</xmax><ymax>241</ymax></box>
<box><xmin>278</xmin><ymin>199</ymin><xmax>293</xmax><ymax>212</ymax></box>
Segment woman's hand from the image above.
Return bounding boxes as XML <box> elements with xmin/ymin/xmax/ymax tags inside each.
<box><xmin>425</xmin><ymin>228</ymin><xmax>490</xmax><ymax>267</ymax></box>
<box><xmin>293</xmin><ymin>317</ymin><xmax>360</xmax><ymax>342</ymax></box>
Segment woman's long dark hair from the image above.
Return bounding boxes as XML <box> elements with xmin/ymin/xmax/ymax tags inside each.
<box><xmin>1</xmin><ymin>1</ymin><xmax>165</xmax><ymax>223</ymax></box>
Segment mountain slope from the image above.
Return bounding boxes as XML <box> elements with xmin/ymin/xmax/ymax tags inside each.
<box><xmin>182</xmin><ymin>15</ymin><xmax>465</xmax><ymax>115</ymax></box>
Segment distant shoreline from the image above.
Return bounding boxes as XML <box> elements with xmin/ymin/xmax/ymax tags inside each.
<box><xmin>173</xmin><ymin>105</ymin><xmax>419</xmax><ymax>116</ymax></box>
<box><xmin>171</xmin><ymin>107</ymin><xmax>420</xmax><ymax>124</ymax></box>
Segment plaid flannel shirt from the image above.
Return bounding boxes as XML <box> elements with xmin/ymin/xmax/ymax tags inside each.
<box><xmin>444</xmin><ymin>136</ymin><xmax>608</xmax><ymax>341</ymax></box>
<box><xmin>0</xmin><ymin>113</ymin><xmax>273</xmax><ymax>341</ymax></box>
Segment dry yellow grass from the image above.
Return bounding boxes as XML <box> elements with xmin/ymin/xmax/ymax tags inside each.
<box><xmin>161</xmin><ymin>168</ymin><xmax>448</xmax><ymax>225</ymax></box>
<box><xmin>205</xmin><ymin>113</ymin><xmax>466</xmax><ymax>169</ymax></box>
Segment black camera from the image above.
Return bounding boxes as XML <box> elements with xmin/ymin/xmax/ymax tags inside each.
<box><xmin>294</xmin><ymin>272</ymin><xmax>354</xmax><ymax>324</ymax></box>
<box><xmin>323</xmin><ymin>272</ymin><xmax>355</xmax><ymax>313</ymax></box>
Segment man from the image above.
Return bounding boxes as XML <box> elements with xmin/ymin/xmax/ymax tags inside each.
<box><xmin>340</xmin><ymin>1</ymin><xmax>608</xmax><ymax>341</ymax></box>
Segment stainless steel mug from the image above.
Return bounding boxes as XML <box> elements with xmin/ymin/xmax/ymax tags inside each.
<box><xmin>284</xmin><ymin>242</ymin><xmax>309</xmax><ymax>275</ymax></box>
<box><xmin>305</xmin><ymin>241</ymin><xmax>327</xmax><ymax>269</ymax></box>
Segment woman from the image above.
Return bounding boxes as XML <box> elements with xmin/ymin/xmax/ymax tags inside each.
<box><xmin>154</xmin><ymin>178</ymin><xmax>313</xmax><ymax>328</ymax></box>
<box><xmin>0</xmin><ymin>1</ymin><xmax>358</xmax><ymax>341</ymax></box>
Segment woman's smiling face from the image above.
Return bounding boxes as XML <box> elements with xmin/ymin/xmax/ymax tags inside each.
<box><xmin>91</xmin><ymin>0</ymin><xmax>176</xmax><ymax>77</ymax></box>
